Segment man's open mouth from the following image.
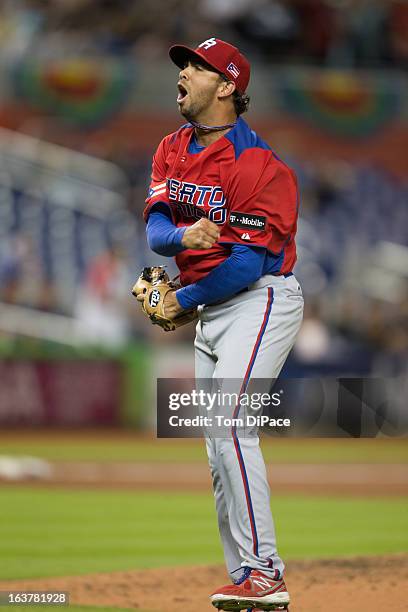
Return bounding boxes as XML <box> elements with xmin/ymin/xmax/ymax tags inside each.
<box><xmin>177</xmin><ymin>83</ymin><xmax>188</xmax><ymax>103</ymax></box>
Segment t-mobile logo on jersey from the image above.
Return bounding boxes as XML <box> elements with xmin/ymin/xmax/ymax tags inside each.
<box><xmin>229</xmin><ymin>211</ymin><xmax>266</xmax><ymax>230</ymax></box>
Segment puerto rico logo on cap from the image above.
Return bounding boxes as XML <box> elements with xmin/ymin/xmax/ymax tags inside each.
<box><xmin>227</xmin><ymin>62</ymin><xmax>240</xmax><ymax>78</ymax></box>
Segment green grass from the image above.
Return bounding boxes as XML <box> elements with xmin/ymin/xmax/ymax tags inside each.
<box><xmin>0</xmin><ymin>488</ymin><xmax>406</xmax><ymax>581</ymax></box>
<box><xmin>0</xmin><ymin>436</ymin><xmax>406</xmax><ymax>464</ymax></box>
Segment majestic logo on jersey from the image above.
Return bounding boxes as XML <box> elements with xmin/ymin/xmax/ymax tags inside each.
<box><xmin>229</xmin><ymin>211</ymin><xmax>266</xmax><ymax>230</ymax></box>
<box><xmin>198</xmin><ymin>38</ymin><xmax>217</xmax><ymax>50</ymax></box>
<box><xmin>167</xmin><ymin>178</ymin><xmax>227</xmax><ymax>225</ymax></box>
<box><xmin>227</xmin><ymin>62</ymin><xmax>240</xmax><ymax>78</ymax></box>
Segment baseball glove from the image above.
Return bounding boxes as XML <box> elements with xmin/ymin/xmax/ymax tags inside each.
<box><xmin>131</xmin><ymin>266</ymin><xmax>197</xmax><ymax>332</ymax></box>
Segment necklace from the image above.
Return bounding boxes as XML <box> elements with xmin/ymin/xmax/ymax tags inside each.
<box><xmin>189</xmin><ymin>120</ymin><xmax>237</xmax><ymax>132</ymax></box>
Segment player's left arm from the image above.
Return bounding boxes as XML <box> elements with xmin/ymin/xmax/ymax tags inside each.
<box><xmin>172</xmin><ymin>244</ymin><xmax>266</xmax><ymax>312</ymax></box>
<box><xmin>219</xmin><ymin>149</ymin><xmax>299</xmax><ymax>254</ymax></box>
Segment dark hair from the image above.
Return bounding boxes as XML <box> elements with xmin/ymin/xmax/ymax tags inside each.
<box><xmin>232</xmin><ymin>90</ymin><xmax>250</xmax><ymax>115</ymax></box>
<box><xmin>219</xmin><ymin>73</ymin><xmax>250</xmax><ymax>115</ymax></box>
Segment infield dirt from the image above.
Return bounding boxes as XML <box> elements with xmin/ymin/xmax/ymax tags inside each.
<box><xmin>0</xmin><ymin>555</ymin><xmax>407</xmax><ymax>611</ymax></box>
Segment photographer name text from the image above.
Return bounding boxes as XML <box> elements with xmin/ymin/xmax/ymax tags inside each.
<box><xmin>168</xmin><ymin>415</ymin><xmax>291</xmax><ymax>428</ymax></box>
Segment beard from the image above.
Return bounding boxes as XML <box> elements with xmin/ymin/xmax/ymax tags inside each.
<box><xmin>179</xmin><ymin>88</ymin><xmax>215</xmax><ymax>122</ymax></box>
<box><xmin>180</xmin><ymin>103</ymin><xmax>197</xmax><ymax>122</ymax></box>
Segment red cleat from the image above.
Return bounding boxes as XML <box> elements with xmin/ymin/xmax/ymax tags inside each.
<box><xmin>210</xmin><ymin>569</ymin><xmax>290</xmax><ymax>611</ymax></box>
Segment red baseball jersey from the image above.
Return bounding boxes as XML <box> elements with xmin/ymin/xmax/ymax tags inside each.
<box><xmin>144</xmin><ymin>117</ymin><xmax>299</xmax><ymax>286</ymax></box>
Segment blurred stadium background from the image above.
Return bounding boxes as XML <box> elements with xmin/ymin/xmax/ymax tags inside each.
<box><xmin>0</xmin><ymin>0</ymin><xmax>407</xmax><ymax>428</ymax></box>
<box><xmin>0</xmin><ymin>4</ymin><xmax>407</xmax><ymax>610</ymax></box>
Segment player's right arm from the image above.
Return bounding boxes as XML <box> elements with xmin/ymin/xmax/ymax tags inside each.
<box><xmin>182</xmin><ymin>217</ymin><xmax>220</xmax><ymax>249</ymax></box>
<box><xmin>147</xmin><ymin>213</ymin><xmax>220</xmax><ymax>255</ymax></box>
<box><xmin>144</xmin><ymin>135</ymin><xmax>220</xmax><ymax>255</ymax></box>
<box><xmin>144</xmin><ymin>137</ymin><xmax>267</xmax><ymax>308</ymax></box>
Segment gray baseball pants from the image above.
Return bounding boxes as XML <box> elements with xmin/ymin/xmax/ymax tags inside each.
<box><xmin>194</xmin><ymin>274</ymin><xmax>304</xmax><ymax>581</ymax></box>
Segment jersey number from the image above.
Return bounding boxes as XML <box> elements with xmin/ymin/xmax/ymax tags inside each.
<box><xmin>208</xmin><ymin>208</ymin><xmax>226</xmax><ymax>225</ymax></box>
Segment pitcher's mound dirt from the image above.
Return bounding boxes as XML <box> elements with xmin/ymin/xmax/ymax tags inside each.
<box><xmin>1</xmin><ymin>554</ymin><xmax>407</xmax><ymax>612</ymax></box>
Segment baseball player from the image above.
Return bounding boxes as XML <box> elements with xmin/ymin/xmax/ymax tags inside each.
<box><xmin>142</xmin><ymin>38</ymin><xmax>303</xmax><ymax>611</ymax></box>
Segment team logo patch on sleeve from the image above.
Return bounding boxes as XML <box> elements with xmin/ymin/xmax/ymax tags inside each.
<box><xmin>229</xmin><ymin>211</ymin><xmax>266</xmax><ymax>230</ymax></box>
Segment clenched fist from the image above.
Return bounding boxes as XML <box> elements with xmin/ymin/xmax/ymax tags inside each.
<box><xmin>182</xmin><ymin>218</ymin><xmax>220</xmax><ymax>250</ymax></box>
